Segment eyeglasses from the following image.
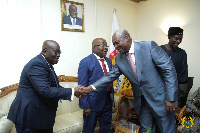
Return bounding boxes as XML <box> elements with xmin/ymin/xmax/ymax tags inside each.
<box><xmin>49</xmin><ymin>49</ymin><xmax>62</xmax><ymax>55</ymax></box>
<box><xmin>94</xmin><ymin>45</ymin><xmax>109</xmax><ymax>48</ymax></box>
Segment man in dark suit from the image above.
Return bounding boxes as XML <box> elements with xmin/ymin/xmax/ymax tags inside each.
<box><xmin>83</xmin><ymin>29</ymin><xmax>178</xmax><ymax>133</ymax></box>
<box><xmin>63</xmin><ymin>4</ymin><xmax>82</xmax><ymax>26</ymax></box>
<box><xmin>7</xmin><ymin>40</ymin><xmax>86</xmax><ymax>133</ymax></box>
<box><xmin>78</xmin><ymin>38</ymin><xmax>114</xmax><ymax>133</ymax></box>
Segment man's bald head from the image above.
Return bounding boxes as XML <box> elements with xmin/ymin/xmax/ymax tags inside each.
<box><xmin>92</xmin><ymin>38</ymin><xmax>108</xmax><ymax>58</ymax></box>
<box><xmin>69</xmin><ymin>4</ymin><xmax>78</xmax><ymax>18</ymax></box>
<box><xmin>41</xmin><ymin>40</ymin><xmax>61</xmax><ymax>65</ymax></box>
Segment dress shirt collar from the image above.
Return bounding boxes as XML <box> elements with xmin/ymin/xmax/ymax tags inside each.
<box><xmin>41</xmin><ymin>54</ymin><xmax>52</xmax><ymax>70</ymax></box>
<box><xmin>129</xmin><ymin>41</ymin><xmax>135</xmax><ymax>54</ymax></box>
<box><xmin>126</xmin><ymin>41</ymin><xmax>134</xmax><ymax>56</ymax></box>
<box><xmin>70</xmin><ymin>16</ymin><xmax>76</xmax><ymax>23</ymax></box>
<box><xmin>93</xmin><ymin>53</ymin><xmax>105</xmax><ymax>60</ymax></box>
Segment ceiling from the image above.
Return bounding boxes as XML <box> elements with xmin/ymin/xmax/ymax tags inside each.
<box><xmin>130</xmin><ymin>0</ymin><xmax>148</xmax><ymax>3</ymax></box>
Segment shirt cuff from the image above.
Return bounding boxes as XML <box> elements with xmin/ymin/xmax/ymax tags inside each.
<box><xmin>91</xmin><ymin>85</ymin><xmax>97</xmax><ymax>91</ymax></box>
<box><xmin>71</xmin><ymin>88</ymin><xmax>74</xmax><ymax>100</ymax></box>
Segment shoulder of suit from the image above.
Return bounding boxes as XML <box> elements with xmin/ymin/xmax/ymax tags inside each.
<box><xmin>115</xmin><ymin>53</ymin><xmax>123</xmax><ymax>60</ymax></box>
<box><xmin>80</xmin><ymin>54</ymin><xmax>94</xmax><ymax>62</ymax></box>
<box><xmin>105</xmin><ymin>56</ymin><xmax>111</xmax><ymax>61</ymax></box>
<box><xmin>77</xmin><ymin>17</ymin><xmax>82</xmax><ymax>20</ymax></box>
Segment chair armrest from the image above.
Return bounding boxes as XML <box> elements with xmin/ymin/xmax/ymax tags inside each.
<box><xmin>177</xmin><ymin>105</ymin><xmax>187</xmax><ymax>124</ymax></box>
<box><xmin>0</xmin><ymin>116</ymin><xmax>14</xmax><ymax>133</ymax></box>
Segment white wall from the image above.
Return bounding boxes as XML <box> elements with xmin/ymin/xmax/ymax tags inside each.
<box><xmin>0</xmin><ymin>0</ymin><xmax>41</xmax><ymax>88</ymax></box>
<box><xmin>136</xmin><ymin>0</ymin><xmax>200</xmax><ymax>96</ymax></box>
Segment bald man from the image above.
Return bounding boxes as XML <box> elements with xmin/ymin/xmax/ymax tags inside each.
<box><xmin>63</xmin><ymin>4</ymin><xmax>82</xmax><ymax>26</ymax></box>
<box><xmin>8</xmin><ymin>40</ymin><xmax>85</xmax><ymax>133</ymax></box>
<box><xmin>78</xmin><ymin>38</ymin><xmax>114</xmax><ymax>133</ymax></box>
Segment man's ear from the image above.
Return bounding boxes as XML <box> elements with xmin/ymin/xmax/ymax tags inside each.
<box><xmin>42</xmin><ymin>48</ymin><xmax>47</xmax><ymax>55</ymax></box>
<box><xmin>125</xmin><ymin>35</ymin><xmax>130</xmax><ymax>41</ymax></box>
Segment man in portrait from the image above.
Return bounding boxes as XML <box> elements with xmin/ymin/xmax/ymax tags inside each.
<box><xmin>64</xmin><ymin>4</ymin><xmax>82</xmax><ymax>26</ymax></box>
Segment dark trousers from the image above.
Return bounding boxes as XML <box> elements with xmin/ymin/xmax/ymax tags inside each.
<box><xmin>82</xmin><ymin>92</ymin><xmax>112</xmax><ymax>133</ymax></box>
<box><xmin>15</xmin><ymin>124</ymin><xmax>53</xmax><ymax>133</ymax></box>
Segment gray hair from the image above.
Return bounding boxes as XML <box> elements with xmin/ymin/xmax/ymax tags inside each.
<box><xmin>114</xmin><ymin>29</ymin><xmax>130</xmax><ymax>40</ymax></box>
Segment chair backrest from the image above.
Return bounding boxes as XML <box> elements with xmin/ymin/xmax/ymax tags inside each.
<box><xmin>56</xmin><ymin>81</ymin><xmax>81</xmax><ymax>115</ymax></box>
<box><xmin>0</xmin><ymin>83</ymin><xmax>18</xmax><ymax>115</ymax></box>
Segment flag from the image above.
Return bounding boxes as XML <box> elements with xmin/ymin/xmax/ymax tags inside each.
<box><xmin>109</xmin><ymin>9</ymin><xmax>132</xmax><ymax>94</ymax></box>
<box><xmin>62</xmin><ymin>2</ymin><xmax>67</xmax><ymax>17</ymax></box>
<box><xmin>109</xmin><ymin>8</ymin><xmax>119</xmax><ymax>62</ymax></box>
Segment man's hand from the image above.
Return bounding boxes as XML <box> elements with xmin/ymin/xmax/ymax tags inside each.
<box><xmin>83</xmin><ymin>108</ymin><xmax>91</xmax><ymax>117</ymax></box>
<box><xmin>74</xmin><ymin>85</ymin><xmax>87</xmax><ymax>98</ymax></box>
<box><xmin>165</xmin><ymin>100</ymin><xmax>177</xmax><ymax>112</ymax></box>
<box><xmin>81</xmin><ymin>86</ymin><xmax>94</xmax><ymax>94</ymax></box>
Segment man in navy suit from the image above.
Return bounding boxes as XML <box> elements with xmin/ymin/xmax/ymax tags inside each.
<box><xmin>83</xmin><ymin>29</ymin><xmax>178</xmax><ymax>133</ymax></box>
<box><xmin>7</xmin><ymin>40</ymin><xmax>86</xmax><ymax>133</ymax></box>
<box><xmin>63</xmin><ymin>4</ymin><xmax>82</xmax><ymax>26</ymax></box>
<box><xmin>78</xmin><ymin>38</ymin><xmax>114</xmax><ymax>133</ymax></box>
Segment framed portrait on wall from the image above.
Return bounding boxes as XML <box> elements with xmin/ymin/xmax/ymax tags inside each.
<box><xmin>61</xmin><ymin>0</ymin><xmax>84</xmax><ymax>32</ymax></box>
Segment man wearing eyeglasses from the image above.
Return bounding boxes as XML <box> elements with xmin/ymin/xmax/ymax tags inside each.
<box><xmin>7</xmin><ymin>40</ymin><xmax>86</xmax><ymax>133</ymax></box>
<box><xmin>78</xmin><ymin>38</ymin><xmax>114</xmax><ymax>133</ymax></box>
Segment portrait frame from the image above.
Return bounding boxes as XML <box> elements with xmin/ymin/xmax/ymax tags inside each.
<box><xmin>61</xmin><ymin>0</ymin><xmax>84</xmax><ymax>32</ymax></box>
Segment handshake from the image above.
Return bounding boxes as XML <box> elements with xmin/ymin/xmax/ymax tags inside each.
<box><xmin>74</xmin><ymin>85</ymin><xmax>94</xmax><ymax>98</ymax></box>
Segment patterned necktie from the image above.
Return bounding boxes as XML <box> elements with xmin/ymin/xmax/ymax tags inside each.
<box><xmin>73</xmin><ymin>18</ymin><xmax>76</xmax><ymax>25</ymax></box>
<box><xmin>128</xmin><ymin>53</ymin><xmax>137</xmax><ymax>76</ymax></box>
<box><xmin>99</xmin><ymin>59</ymin><xmax>110</xmax><ymax>91</ymax></box>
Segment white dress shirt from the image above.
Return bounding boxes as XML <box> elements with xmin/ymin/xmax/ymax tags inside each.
<box><xmin>128</xmin><ymin>41</ymin><xmax>136</xmax><ymax>64</ymax></box>
<box><xmin>70</xmin><ymin>16</ymin><xmax>76</xmax><ymax>25</ymax></box>
<box><xmin>91</xmin><ymin>54</ymin><xmax>110</xmax><ymax>91</ymax></box>
<box><xmin>93</xmin><ymin>53</ymin><xmax>110</xmax><ymax>73</ymax></box>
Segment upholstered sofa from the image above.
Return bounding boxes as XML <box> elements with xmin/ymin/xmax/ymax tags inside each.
<box><xmin>0</xmin><ymin>76</ymin><xmax>120</xmax><ymax>133</ymax></box>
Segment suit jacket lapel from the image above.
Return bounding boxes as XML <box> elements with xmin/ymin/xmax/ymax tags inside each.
<box><xmin>134</xmin><ymin>42</ymin><xmax>142</xmax><ymax>82</ymax></box>
<box><xmin>38</xmin><ymin>54</ymin><xmax>51</xmax><ymax>71</ymax></box>
<box><xmin>105</xmin><ymin>57</ymin><xmax>112</xmax><ymax>71</ymax></box>
<box><xmin>90</xmin><ymin>54</ymin><xmax>104</xmax><ymax>75</ymax></box>
<box><xmin>121</xmin><ymin>54</ymin><xmax>138</xmax><ymax>82</ymax></box>
<box><xmin>38</xmin><ymin>54</ymin><xmax>58</xmax><ymax>86</ymax></box>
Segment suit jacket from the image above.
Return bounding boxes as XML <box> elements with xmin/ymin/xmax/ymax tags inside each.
<box><xmin>93</xmin><ymin>41</ymin><xmax>178</xmax><ymax>117</ymax></box>
<box><xmin>63</xmin><ymin>15</ymin><xmax>82</xmax><ymax>26</ymax></box>
<box><xmin>78</xmin><ymin>54</ymin><xmax>114</xmax><ymax>112</ymax></box>
<box><xmin>7</xmin><ymin>54</ymin><xmax>72</xmax><ymax>129</ymax></box>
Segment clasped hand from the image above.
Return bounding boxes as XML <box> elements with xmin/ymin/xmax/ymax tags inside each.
<box><xmin>74</xmin><ymin>85</ymin><xmax>94</xmax><ymax>98</ymax></box>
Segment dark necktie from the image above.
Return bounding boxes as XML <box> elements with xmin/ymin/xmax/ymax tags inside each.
<box><xmin>128</xmin><ymin>53</ymin><xmax>137</xmax><ymax>76</ymax></box>
<box><xmin>51</xmin><ymin>65</ymin><xmax>62</xmax><ymax>102</ymax></box>
<box><xmin>50</xmin><ymin>65</ymin><xmax>58</xmax><ymax>87</ymax></box>
<box><xmin>99</xmin><ymin>59</ymin><xmax>110</xmax><ymax>91</ymax></box>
